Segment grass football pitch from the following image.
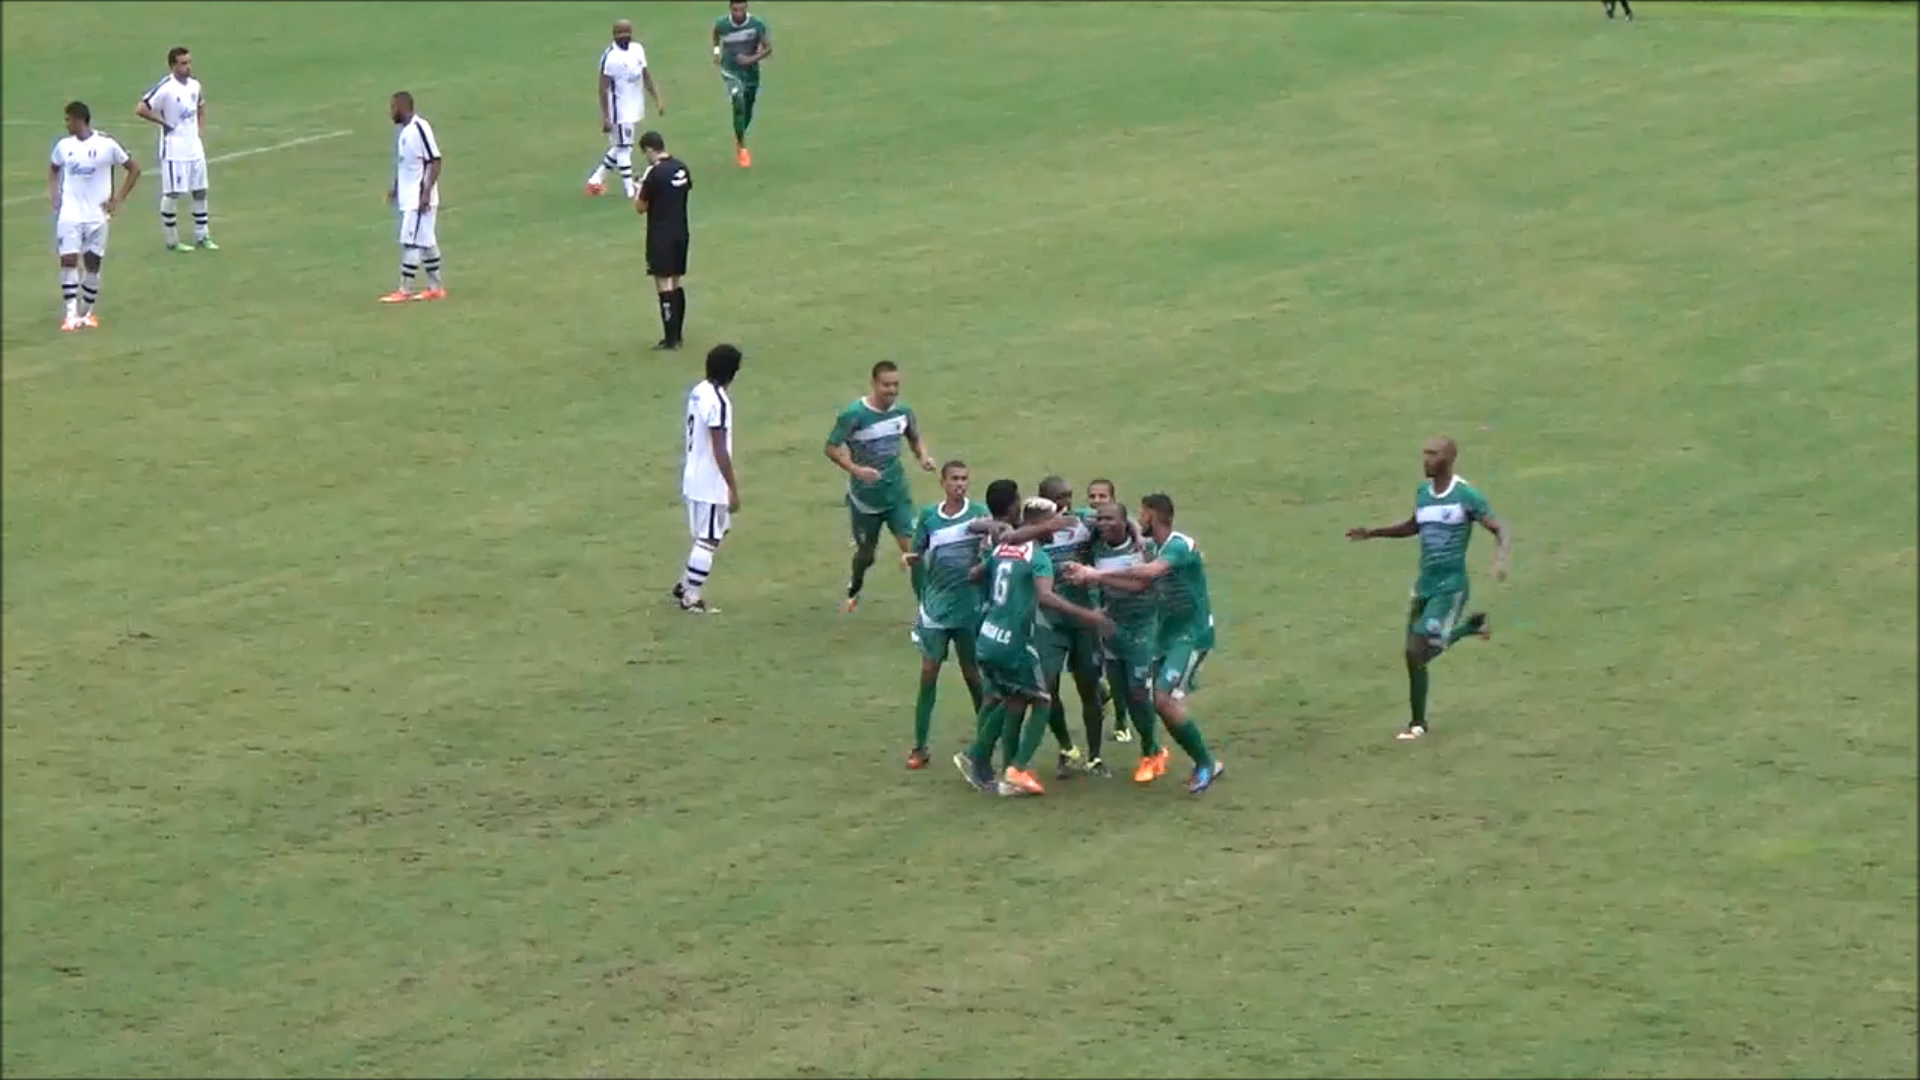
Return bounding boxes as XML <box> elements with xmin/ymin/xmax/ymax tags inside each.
<box><xmin>3</xmin><ymin>2</ymin><xmax>1915</xmax><ymax>1076</ymax></box>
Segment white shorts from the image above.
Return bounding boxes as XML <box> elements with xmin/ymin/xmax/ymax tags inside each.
<box><xmin>159</xmin><ymin>158</ymin><xmax>209</xmax><ymax>196</ymax></box>
<box><xmin>398</xmin><ymin>207</ymin><xmax>439</xmax><ymax>249</ymax></box>
<box><xmin>54</xmin><ymin>220</ymin><xmax>109</xmax><ymax>258</ymax></box>
<box><xmin>687</xmin><ymin>499</ymin><xmax>731</xmax><ymax>544</ymax></box>
<box><xmin>609</xmin><ymin>122</ymin><xmax>638</xmax><ymax>149</ymax></box>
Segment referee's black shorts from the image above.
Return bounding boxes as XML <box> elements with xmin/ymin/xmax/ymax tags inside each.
<box><xmin>647</xmin><ymin>230</ymin><xmax>690</xmax><ymax>278</ymax></box>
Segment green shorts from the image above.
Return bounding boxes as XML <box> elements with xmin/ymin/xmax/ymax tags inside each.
<box><xmin>1035</xmin><ymin>622</ymin><xmax>1100</xmax><ymax>686</ymax></box>
<box><xmin>1407</xmin><ymin>586</ymin><xmax>1469</xmax><ymax>652</ymax></box>
<box><xmin>979</xmin><ymin>645</ymin><xmax>1048</xmax><ymax>702</ymax></box>
<box><xmin>1154</xmin><ymin>636</ymin><xmax>1210</xmax><ymax>699</ymax></box>
<box><xmin>720</xmin><ymin>67</ymin><xmax>761</xmax><ymax>96</ymax></box>
<box><xmin>913</xmin><ymin>622</ymin><xmax>979</xmax><ymax>665</ymax></box>
<box><xmin>848</xmin><ymin>498</ymin><xmax>915</xmax><ymax>550</ymax></box>
<box><xmin>1102</xmin><ymin>632</ymin><xmax>1157</xmax><ymax>694</ymax></box>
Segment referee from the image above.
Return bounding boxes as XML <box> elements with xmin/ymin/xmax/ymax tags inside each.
<box><xmin>633</xmin><ymin>130</ymin><xmax>694</xmax><ymax>351</ymax></box>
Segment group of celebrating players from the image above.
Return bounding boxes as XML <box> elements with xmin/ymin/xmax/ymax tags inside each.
<box><xmin>682</xmin><ymin>354</ymin><xmax>1511</xmax><ymax>798</ymax></box>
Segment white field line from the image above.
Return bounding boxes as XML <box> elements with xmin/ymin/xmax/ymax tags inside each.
<box><xmin>2</xmin><ymin>129</ymin><xmax>352</xmax><ymax>207</ymax></box>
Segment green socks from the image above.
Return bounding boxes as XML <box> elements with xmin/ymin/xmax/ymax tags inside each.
<box><xmin>1408</xmin><ymin>662</ymin><xmax>1429</xmax><ymax>729</ymax></box>
<box><xmin>847</xmin><ymin>547</ymin><xmax>874</xmax><ymax>598</ymax></box>
<box><xmin>1165</xmin><ymin>717</ymin><xmax>1214</xmax><ymax>768</ymax></box>
<box><xmin>1128</xmin><ymin>695</ymin><xmax>1160</xmax><ymax>754</ymax></box>
<box><xmin>969</xmin><ymin>701</ymin><xmax>1007</xmax><ymax>766</ymax></box>
<box><xmin>913</xmin><ymin>681</ymin><xmax>937</xmax><ymax>748</ymax></box>
<box><xmin>1015</xmin><ymin>705</ymin><xmax>1051</xmax><ymax>770</ymax></box>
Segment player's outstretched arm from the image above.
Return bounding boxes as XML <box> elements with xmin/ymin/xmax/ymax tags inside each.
<box><xmin>1347</xmin><ymin>516</ymin><xmax>1417</xmax><ymax>541</ymax></box>
<box><xmin>1036</xmin><ymin>577</ymin><xmax>1114</xmax><ymax>636</ymax></box>
<box><xmin>991</xmin><ymin>513</ymin><xmax>1071</xmax><ymax>546</ymax></box>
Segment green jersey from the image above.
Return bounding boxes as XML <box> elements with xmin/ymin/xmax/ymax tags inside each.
<box><xmin>911</xmin><ymin>499</ymin><xmax>989</xmax><ymax>629</ymax></box>
<box><xmin>826</xmin><ymin>397</ymin><xmax>918</xmax><ymax>514</ymax></box>
<box><xmin>715</xmin><ymin>14</ymin><xmax>770</xmax><ymax>74</ymax></box>
<box><xmin>975</xmin><ymin>541</ymin><xmax>1054</xmax><ymax>665</ymax></box>
<box><xmin>1091</xmin><ymin>533</ymin><xmax>1158</xmax><ymax>640</ymax></box>
<box><xmin>1413</xmin><ymin>477</ymin><xmax>1494</xmax><ymax>593</ymax></box>
<box><xmin>1151</xmin><ymin>531</ymin><xmax>1216</xmax><ymax>645</ymax></box>
<box><xmin>1038</xmin><ymin>508</ymin><xmax>1096</xmax><ymax>619</ymax></box>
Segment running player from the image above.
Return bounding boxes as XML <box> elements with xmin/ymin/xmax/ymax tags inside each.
<box><xmin>1065</xmin><ymin>492</ymin><xmax>1223</xmax><ymax>794</ymax></box>
<box><xmin>955</xmin><ymin>488</ymin><xmax>1111</xmax><ymax>797</ymax></box>
<box><xmin>712</xmin><ymin>0</ymin><xmax>771</xmax><ymax>167</ymax></box>
<box><xmin>824</xmin><ymin>361</ymin><xmax>936</xmax><ymax>613</ymax></box>
<box><xmin>1345</xmin><ymin>436</ymin><xmax>1510</xmax><ymax>741</ymax></box>
<box><xmin>901</xmin><ymin>460</ymin><xmax>989</xmax><ymax>768</ymax></box>
<box><xmin>1088</xmin><ymin>500</ymin><xmax>1165</xmax><ymax>771</ymax></box>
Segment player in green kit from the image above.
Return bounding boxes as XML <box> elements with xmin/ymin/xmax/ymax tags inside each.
<box><xmin>1083</xmin><ymin>478</ymin><xmax>1133</xmax><ymax>744</ymax></box>
<box><xmin>824</xmin><ymin>361</ymin><xmax>936</xmax><ymax>613</ymax></box>
<box><xmin>900</xmin><ymin>460</ymin><xmax>989</xmax><ymax>769</ymax></box>
<box><xmin>1088</xmin><ymin>500</ymin><xmax>1165</xmax><ymax>770</ymax></box>
<box><xmin>955</xmin><ymin>485</ymin><xmax>1111</xmax><ymax>797</ymax></box>
<box><xmin>712</xmin><ymin>0</ymin><xmax>771</xmax><ymax>168</ymax></box>
<box><xmin>1066</xmin><ymin>492</ymin><xmax>1223</xmax><ymax>794</ymax></box>
<box><xmin>1346</xmin><ymin>436</ymin><xmax>1511</xmax><ymax>741</ymax></box>
<box><xmin>1033</xmin><ymin>476</ymin><xmax>1111</xmax><ymax>778</ymax></box>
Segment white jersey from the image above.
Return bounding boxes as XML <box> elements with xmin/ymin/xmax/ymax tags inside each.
<box><xmin>683</xmin><ymin>380</ymin><xmax>734</xmax><ymax>503</ymax></box>
<box><xmin>51</xmin><ymin>133</ymin><xmax>131</xmax><ymax>226</ymax></box>
<box><xmin>140</xmin><ymin>75</ymin><xmax>205</xmax><ymax>161</ymax></box>
<box><xmin>394</xmin><ymin>115</ymin><xmax>442</xmax><ymax>209</ymax></box>
<box><xmin>600</xmin><ymin>41</ymin><xmax>650</xmax><ymax>125</ymax></box>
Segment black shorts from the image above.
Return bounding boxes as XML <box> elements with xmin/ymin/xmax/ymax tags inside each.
<box><xmin>647</xmin><ymin>231</ymin><xmax>690</xmax><ymax>278</ymax></box>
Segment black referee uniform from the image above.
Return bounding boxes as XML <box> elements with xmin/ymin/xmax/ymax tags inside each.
<box><xmin>635</xmin><ymin>130</ymin><xmax>694</xmax><ymax>350</ymax></box>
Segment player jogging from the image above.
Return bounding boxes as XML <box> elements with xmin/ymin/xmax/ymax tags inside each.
<box><xmin>633</xmin><ymin>131</ymin><xmax>694</xmax><ymax>350</ymax></box>
<box><xmin>1088</xmin><ymin>500</ymin><xmax>1165</xmax><ymax>771</ymax></box>
<box><xmin>712</xmin><ymin>0</ymin><xmax>771</xmax><ymax>168</ymax></box>
<box><xmin>134</xmin><ymin>46</ymin><xmax>215</xmax><ymax>251</ymax></box>
<box><xmin>955</xmin><ymin>488</ymin><xmax>1111</xmax><ymax>797</ymax></box>
<box><xmin>382</xmin><ymin>92</ymin><xmax>446</xmax><ymax>303</ymax></box>
<box><xmin>48</xmin><ymin>102</ymin><xmax>140</xmax><ymax>332</ymax></box>
<box><xmin>676</xmin><ymin>344</ymin><xmax>744</xmax><ymax>613</ymax></box>
<box><xmin>825</xmin><ymin>361</ymin><xmax>936</xmax><ymax>613</ymax></box>
<box><xmin>900</xmin><ymin>460</ymin><xmax>989</xmax><ymax>768</ymax></box>
<box><xmin>1066</xmin><ymin>493</ymin><xmax>1223</xmax><ymax>794</ymax></box>
<box><xmin>587</xmin><ymin>20</ymin><xmax>665</xmax><ymax>199</ymax></box>
<box><xmin>1346</xmin><ymin>436</ymin><xmax>1510</xmax><ymax>741</ymax></box>
<box><xmin>1085</xmin><ymin>477</ymin><xmax>1133</xmax><ymax>743</ymax></box>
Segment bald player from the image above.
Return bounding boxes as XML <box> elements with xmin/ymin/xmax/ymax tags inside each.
<box><xmin>587</xmin><ymin>19</ymin><xmax>665</xmax><ymax>199</ymax></box>
<box><xmin>1346</xmin><ymin>436</ymin><xmax>1511</xmax><ymax>741</ymax></box>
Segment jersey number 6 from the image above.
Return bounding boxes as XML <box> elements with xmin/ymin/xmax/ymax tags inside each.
<box><xmin>990</xmin><ymin>561</ymin><xmax>1013</xmax><ymax>606</ymax></box>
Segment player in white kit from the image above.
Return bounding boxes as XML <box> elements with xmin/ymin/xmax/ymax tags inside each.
<box><xmin>48</xmin><ymin>101</ymin><xmax>142</xmax><ymax>332</ymax></box>
<box><xmin>676</xmin><ymin>344</ymin><xmax>743</xmax><ymax>613</ymax></box>
<box><xmin>382</xmin><ymin>91</ymin><xmax>446</xmax><ymax>303</ymax></box>
<box><xmin>586</xmin><ymin>19</ymin><xmax>666</xmax><ymax>199</ymax></box>
<box><xmin>135</xmin><ymin>46</ymin><xmax>217</xmax><ymax>251</ymax></box>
